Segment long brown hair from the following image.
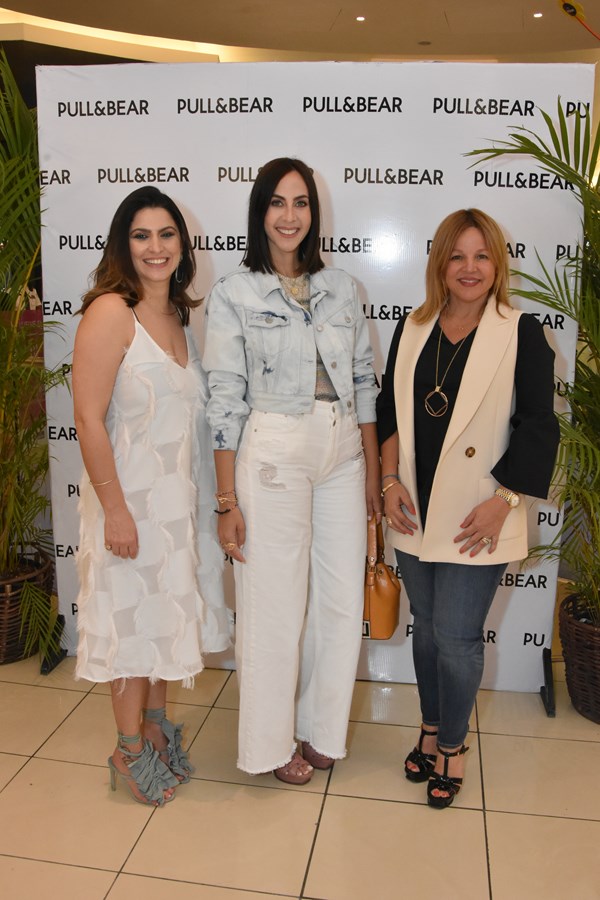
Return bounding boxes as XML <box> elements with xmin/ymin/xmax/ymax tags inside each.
<box><xmin>79</xmin><ymin>187</ymin><xmax>199</xmax><ymax>325</ymax></box>
<box><xmin>413</xmin><ymin>208</ymin><xmax>511</xmax><ymax>325</ymax></box>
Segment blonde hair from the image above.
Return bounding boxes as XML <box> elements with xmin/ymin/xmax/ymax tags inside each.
<box><xmin>412</xmin><ymin>208</ymin><xmax>511</xmax><ymax>325</ymax></box>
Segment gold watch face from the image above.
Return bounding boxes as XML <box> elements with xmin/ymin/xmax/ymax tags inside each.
<box><xmin>496</xmin><ymin>488</ymin><xmax>520</xmax><ymax>507</ymax></box>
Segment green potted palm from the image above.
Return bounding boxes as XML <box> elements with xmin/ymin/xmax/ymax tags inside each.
<box><xmin>469</xmin><ymin>101</ymin><xmax>600</xmax><ymax>723</ymax></box>
<box><xmin>0</xmin><ymin>50</ymin><xmax>68</xmax><ymax>664</ymax></box>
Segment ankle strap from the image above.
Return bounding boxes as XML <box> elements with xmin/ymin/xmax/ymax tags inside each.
<box><xmin>117</xmin><ymin>731</ymin><xmax>142</xmax><ymax>747</ymax></box>
<box><xmin>436</xmin><ymin>743</ymin><xmax>468</xmax><ymax>758</ymax></box>
<box><xmin>142</xmin><ymin>707</ymin><xmax>166</xmax><ymax>723</ymax></box>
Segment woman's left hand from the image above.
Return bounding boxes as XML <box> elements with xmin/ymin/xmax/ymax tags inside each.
<box><xmin>454</xmin><ymin>496</ymin><xmax>511</xmax><ymax>557</ymax></box>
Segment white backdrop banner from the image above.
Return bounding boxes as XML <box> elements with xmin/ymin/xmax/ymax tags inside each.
<box><xmin>36</xmin><ymin>60</ymin><xmax>594</xmax><ymax>690</ymax></box>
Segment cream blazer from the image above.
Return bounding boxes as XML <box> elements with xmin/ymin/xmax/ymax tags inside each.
<box><xmin>389</xmin><ymin>298</ymin><xmax>528</xmax><ymax>565</ymax></box>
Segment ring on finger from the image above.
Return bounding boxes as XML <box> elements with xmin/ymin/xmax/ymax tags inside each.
<box><xmin>105</xmin><ymin>543</ymin><xmax>112</xmax><ymax>551</ymax></box>
<box><xmin>222</xmin><ymin>541</ymin><xmax>237</xmax><ymax>550</ymax></box>
<box><xmin>385</xmin><ymin>517</ymin><xmax>392</xmax><ymax>526</ymax></box>
<box><xmin>480</xmin><ymin>537</ymin><xmax>492</xmax><ymax>545</ymax></box>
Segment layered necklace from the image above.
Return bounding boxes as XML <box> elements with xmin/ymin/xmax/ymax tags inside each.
<box><xmin>424</xmin><ymin>310</ymin><xmax>480</xmax><ymax>418</ymax></box>
<box><xmin>278</xmin><ymin>272</ymin><xmax>308</xmax><ymax>300</ymax></box>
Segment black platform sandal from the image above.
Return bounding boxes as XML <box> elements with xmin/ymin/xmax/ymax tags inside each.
<box><xmin>404</xmin><ymin>726</ymin><xmax>438</xmax><ymax>783</ymax></box>
<box><xmin>427</xmin><ymin>744</ymin><xmax>469</xmax><ymax>809</ymax></box>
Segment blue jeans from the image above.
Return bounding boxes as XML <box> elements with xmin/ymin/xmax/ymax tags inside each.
<box><xmin>396</xmin><ymin>550</ymin><xmax>507</xmax><ymax>748</ymax></box>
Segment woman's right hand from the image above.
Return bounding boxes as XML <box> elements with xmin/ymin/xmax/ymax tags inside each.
<box><xmin>217</xmin><ymin>506</ymin><xmax>246</xmax><ymax>563</ymax></box>
<box><xmin>384</xmin><ymin>482</ymin><xmax>418</xmax><ymax>535</ymax></box>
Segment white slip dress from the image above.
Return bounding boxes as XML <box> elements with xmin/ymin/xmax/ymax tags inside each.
<box><xmin>75</xmin><ymin>315</ymin><xmax>231</xmax><ymax>685</ymax></box>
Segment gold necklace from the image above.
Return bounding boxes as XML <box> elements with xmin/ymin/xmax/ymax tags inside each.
<box><xmin>424</xmin><ymin>322</ymin><xmax>469</xmax><ymax>418</ymax></box>
<box><xmin>278</xmin><ymin>272</ymin><xmax>307</xmax><ymax>298</ymax></box>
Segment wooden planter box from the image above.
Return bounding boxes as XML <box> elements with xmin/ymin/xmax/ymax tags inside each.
<box><xmin>559</xmin><ymin>594</ymin><xmax>600</xmax><ymax>724</ymax></box>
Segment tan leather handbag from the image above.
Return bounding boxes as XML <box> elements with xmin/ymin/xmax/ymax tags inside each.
<box><xmin>363</xmin><ymin>519</ymin><xmax>401</xmax><ymax>640</ymax></box>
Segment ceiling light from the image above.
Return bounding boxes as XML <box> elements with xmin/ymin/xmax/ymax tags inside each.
<box><xmin>533</xmin><ymin>11</ymin><xmax>543</xmax><ymax>16</ymax></box>
<box><xmin>356</xmin><ymin>16</ymin><xmax>365</xmax><ymax>22</ymax></box>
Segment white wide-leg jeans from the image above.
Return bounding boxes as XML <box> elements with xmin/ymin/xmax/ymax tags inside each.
<box><xmin>234</xmin><ymin>401</ymin><xmax>367</xmax><ymax>774</ymax></box>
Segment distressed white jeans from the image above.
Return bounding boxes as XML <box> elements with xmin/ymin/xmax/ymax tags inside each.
<box><xmin>234</xmin><ymin>401</ymin><xmax>367</xmax><ymax>774</ymax></box>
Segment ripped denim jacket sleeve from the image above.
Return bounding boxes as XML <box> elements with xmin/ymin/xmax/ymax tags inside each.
<box><xmin>350</xmin><ymin>280</ymin><xmax>379</xmax><ymax>425</ymax></box>
<box><xmin>204</xmin><ymin>282</ymin><xmax>251</xmax><ymax>451</ymax></box>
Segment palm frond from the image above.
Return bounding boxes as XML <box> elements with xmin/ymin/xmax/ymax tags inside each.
<box><xmin>0</xmin><ymin>52</ymin><xmax>70</xmax><ymax>660</ymax></box>
<box><xmin>19</xmin><ymin>580</ymin><xmax>62</xmax><ymax>659</ymax></box>
<box><xmin>469</xmin><ymin>98</ymin><xmax>600</xmax><ymax>615</ymax></box>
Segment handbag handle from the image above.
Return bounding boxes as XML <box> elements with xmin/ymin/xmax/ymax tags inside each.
<box><xmin>366</xmin><ymin>517</ymin><xmax>378</xmax><ymax>568</ymax></box>
<box><xmin>366</xmin><ymin>518</ymin><xmax>387</xmax><ymax>571</ymax></box>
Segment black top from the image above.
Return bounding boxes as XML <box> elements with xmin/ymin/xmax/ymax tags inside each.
<box><xmin>376</xmin><ymin>312</ymin><xmax>559</xmax><ymax>524</ymax></box>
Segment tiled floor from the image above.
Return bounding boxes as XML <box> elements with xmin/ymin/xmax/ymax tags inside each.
<box><xmin>1</xmin><ymin>656</ymin><xmax>599</xmax><ymax>900</ymax></box>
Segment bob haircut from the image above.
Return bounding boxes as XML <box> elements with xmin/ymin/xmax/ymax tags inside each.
<box><xmin>242</xmin><ymin>157</ymin><xmax>325</xmax><ymax>275</ymax></box>
<box><xmin>413</xmin><ymin>208</ymin><xmax>511</xmax><ymax>325</ymax></box>
<box><xmin>80</xmin><ymin>186</ymin><xmax>198</xmax><ymax>324</ymax></box>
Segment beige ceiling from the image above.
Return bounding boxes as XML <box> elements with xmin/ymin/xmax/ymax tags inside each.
<box><xmin>3</xmin><ymin>0</ymin><xmax>600</xmax><ymax>59</ymax></box>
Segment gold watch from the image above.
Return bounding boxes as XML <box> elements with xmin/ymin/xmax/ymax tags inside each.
<box><xmin>494</xmin><ymin>487</ymin><xmax>520</xmax><ymax>508</ymax></box>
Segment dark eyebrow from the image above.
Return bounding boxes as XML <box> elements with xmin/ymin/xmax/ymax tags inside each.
<box><xmin>129</xmin><ymin>225</ymin><xmax>177</xmax><ymax>234</ymax></box>
<box><xmin>271</xmin><ymin>193</ymin><xmax>309</xmax><ymax>202</ymax></box>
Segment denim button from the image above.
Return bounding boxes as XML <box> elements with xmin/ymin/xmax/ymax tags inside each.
<box><xmin>347</xmin><ymin>400</ymin><xmax>352</xmax><ymax>408</ymax></box>
<box><xmin>345</xmin><ymin>315</ymin><xmax>351</xmax><ymax>323</ymax></box>
<box><xmin>465</xmin><ymin>447</ymin><xmax>476</xmax><ymax>457</ymax></box>
<box><xmin>316</xmin><ymin>325</ymin><xmax>324</xmax><ymax>332</ymax></box>
<box><xmin>331</xmin><ymin>361</ymin><xmax>337</xmax><ymax>368</ymax></box>
<box><xmin>265</xmin><ymin>316</ymin><xmax>273</xmax><ymax>324</ymax></box>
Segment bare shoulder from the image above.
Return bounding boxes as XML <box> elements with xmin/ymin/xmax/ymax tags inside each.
<box><xmin>82</xmin><ymin>292</ymin><xmax>132</xmax><ymax>320</ymax></box>
<box><xmin>77</xmin><ymin>293</ymin><xmax>134</xmax><ymax>336</ymax></box>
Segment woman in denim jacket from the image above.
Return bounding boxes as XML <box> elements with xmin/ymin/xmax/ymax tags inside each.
<box><xmin>204</xmin><ymin>157</ymin><xmax>380</xmax><ymax>783</ymax></box>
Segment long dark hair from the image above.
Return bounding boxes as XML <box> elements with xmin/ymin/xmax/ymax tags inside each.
<box><xmin>242</xmin><ymin>157</ymin><xmax>324</xmax><ymax>275</ymax></box>
<box><xmin>80</xmin><ymin>186</ymin><xmax>198</xmax><ymax>324</ymax></box>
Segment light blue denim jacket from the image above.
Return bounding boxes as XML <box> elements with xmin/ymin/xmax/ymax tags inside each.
<box><xmin>203</xmin><ymin>268</ymin><xmax>378</xmax><ymax>451</ymax></box>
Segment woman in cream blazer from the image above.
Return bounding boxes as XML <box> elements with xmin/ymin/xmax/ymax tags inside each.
<box><xmin>376</xmin><ymin>209</ymin><xmax>558</xmax><ymax>808</ymax></box>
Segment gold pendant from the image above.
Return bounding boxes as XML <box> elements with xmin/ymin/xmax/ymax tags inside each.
<box><xmin>424</xmin><ymin>387</ymin><xmax>449</xmax><ymax>417</ymax></box>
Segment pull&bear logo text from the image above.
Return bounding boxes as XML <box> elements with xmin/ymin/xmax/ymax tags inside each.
<box><xmin>433</xmin><ymin>97</ymin><xmax>534</xmax><ymax>116</ymax></box>
<box><xmin>303</xmin><ymin>96</ymin><xmax>402</xmax><ymax>113</ymax></box>
<box><xmin>474</xmin><ymin>171</ymin><xmax>573</xmax><ymax>190</ymax></box>
<box><xmin>345</xmin><ymin>168</ymin><xmax>443</xmax><ymax>185</ymax></box>
<box><xmin>97</xmin><ymin>168</ymin><xmax>189</xmax><ymax>184</ymax></box>
<box><xmin>57</xmin><ymin>100</ymin><xmax>148</xmax><ymax>117</ymax></box>
<box><xmin>177</xmin><ymin>97</ymin><xmax>273</xmax><ymax>114</ymax></box>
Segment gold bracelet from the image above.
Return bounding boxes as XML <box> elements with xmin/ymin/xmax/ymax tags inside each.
<box><xmin>91</xmin><ymin>477</ymin><xmax>115</xmax><ymax>487</ymax></box>
<box><xmin>216</xmin><ymin>491</ymin><xmax>237</xmax><ymax>505</ymax></box>
<box><xmin>382</xmin><ymin>480</ymin><xmax>402</xmax><ymax>495</ymax></box>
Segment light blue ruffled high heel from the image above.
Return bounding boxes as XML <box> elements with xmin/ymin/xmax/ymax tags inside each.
<box><xmin>143</xmin><ymin>707</ymin><xmax>195</xmax><ymax>784</ymax></box>
<box><xmin>108</xmin><ymin>731</ymin><xmax>178</xmax><ymax>806</ymax></box>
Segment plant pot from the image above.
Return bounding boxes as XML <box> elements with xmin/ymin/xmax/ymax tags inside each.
<box><xmin>559</xmin><ymin>594</ymin><xmax>600</xmax><ymax>724</ymax></box>
<box><xmin>0</xmin><ymin>550</ymin><xmax>54</xmax><ymax>665</ymax></box>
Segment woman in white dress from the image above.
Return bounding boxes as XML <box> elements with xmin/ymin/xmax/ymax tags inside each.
<box><xmin>73</xmin><ymin>187</ymin><xmax>229</xmax><ymax>806</ymax></box>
